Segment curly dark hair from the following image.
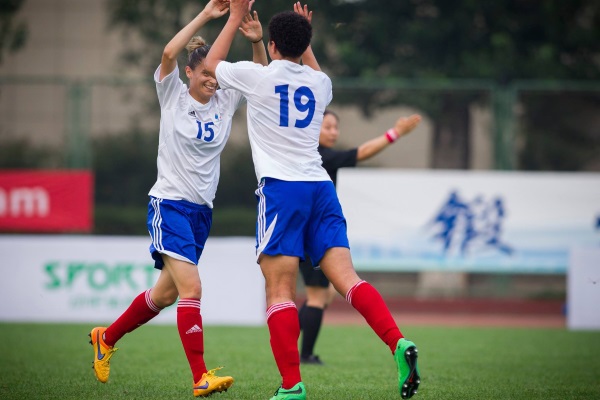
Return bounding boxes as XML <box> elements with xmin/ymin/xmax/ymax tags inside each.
<box><xmin>268</xmin><ymin>11</ymin><xmax>312</xmax><ymax>58</ymax></box>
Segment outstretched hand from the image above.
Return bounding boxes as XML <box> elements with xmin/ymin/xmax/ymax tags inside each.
<box><xmin>239</xmin><ymin>11</ymin><xmax>263</xmax><ymax>43</ymax></box>
<box><xmin>229</xmin><ymin>0</ymin><xmax>251</xmax><ymax>20</ymax></box>
<box><xmin>394</xmin><ymin>114</ymin><xmax>422</xmax><ymax>137</ymax></box>
<box><xmin>204</xmin><ymin>0</ymin><xmax>231</xmax><ymax>19</ymax></box>
<box><xmin>293</xmin><ymin>1</ymin><xmax>312</xmax><ymax>23</ymax></box>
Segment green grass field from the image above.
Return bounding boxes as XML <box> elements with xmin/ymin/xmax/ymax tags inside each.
<box><xmin>1</xmin><ymin>323</ymin><xmax>599</xmax><ymax>399</ymax></box>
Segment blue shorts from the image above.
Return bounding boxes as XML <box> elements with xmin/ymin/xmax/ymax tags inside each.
<box><xmin>254</xmin><ymin>178</ymin><xmax>349</xmax><ymax>265</ymax></box>
<box><xmin>147</xmin><ymin>197</ymin><xmax>212</xmax><ymax>269</ymax></box>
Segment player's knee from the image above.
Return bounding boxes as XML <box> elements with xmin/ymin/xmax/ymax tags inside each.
<box><xmin>153</xmin><ymin>289</ymin><xmax>179</xmax><ymax>308</ymax></box>
<box><xmin>164</xmin><ymin>292</ymin><xmax>179</xmax><ymax>307</ymax></box>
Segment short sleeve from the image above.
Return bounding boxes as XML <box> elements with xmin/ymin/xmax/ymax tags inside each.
<box><xmin>323</xmin><ymin>75</ymin><xmax>333</xmax><ymax>106</ymax></box>
<box><xmin>154</xmin><ymin>63</ymin><xmax>186</xmax><ymax>109</ymax></box>
<box><xmin>216</xmin><ymin>88</ymin><xmax>246</xmax><ymax>116</ymax></box>
<box><xmin>216</xmin><ymin>61</ymin><xmax>263</xmax><ymax>97</ymax></box>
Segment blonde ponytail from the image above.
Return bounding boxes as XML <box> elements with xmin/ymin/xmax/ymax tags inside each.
<box><xmin>186</xmin><ymin>36</ymin><xmax>207</xmax><ymax>56</ymax></box>
<box><xmin>186</xmin><ymin>36</ymin><xmax>211</xmax><ymax>69</ymax></box>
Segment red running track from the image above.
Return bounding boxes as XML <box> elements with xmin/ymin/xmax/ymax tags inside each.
<box><xmin>306</xmin><ymin>297</ymin><xmax>566</xmax><ymax>328</ymax></box>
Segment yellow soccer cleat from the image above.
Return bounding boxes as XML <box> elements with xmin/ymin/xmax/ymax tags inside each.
<box><xmin>88</xmin><ymin>326</ymin><xmax>118</xmax><ymax>383</ymax></box>
<box><xmin>193</xmin><ymin>367</ymin><xmax>234</xmax><ymax>397</ymax></box>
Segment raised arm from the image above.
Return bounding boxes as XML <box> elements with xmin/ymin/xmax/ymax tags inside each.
<box><xmin>356</xmin><ymin>114</ymin><xmax>422</xmax><ymax>161</ymax></box>
<box><xmin>159</xmin><ymin>0</ymin><xmax>230</xmax><ymax>81</ymax></box>
<box><xmin>204</xmin><ymin>0</ymin><xmax>250</xmax><ymax>77</ymax></box>
<box><xmin>293</xmin><ymin>2</ymin><xmax>320</xmax><ymax>71</ymax></box>
<box><xmin>239</xmin><ymin>10</ymin><xmax>268</xmax><ymax>66</ymax></box>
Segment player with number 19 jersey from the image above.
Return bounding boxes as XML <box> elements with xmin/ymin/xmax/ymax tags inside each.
<box><xmin>215</xmin><ymin>59</ymin><xmax>348</xmax><ymax>265</ymax></box>
<box><xmin>149</xmin><ymin>63</ymin><xmax>245</xmax><ymax>208</ymax></box>
<box><xmin>215</xmin><ymin>60</ymin><xmax>331</xmax><ymax>182</ymax></box>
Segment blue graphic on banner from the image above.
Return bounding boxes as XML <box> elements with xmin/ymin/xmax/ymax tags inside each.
<box><xmin>596</xmin><ymin>214</ymin><xmax>600</xmax><ymax>244</ymax></box>
<box><xmin>338</xmin><ymin>170</ymin><xmax>600</xmax><ymax>274</ymax></box>
<box><xmin>428</xmin><ymin>191</ymin><xmax>513</xmax><ymax>257</ymax></box>
<box><xmin>349</xmin><ymin>193</ymin><xmax>599</xmax><ymax>274</ymax></box>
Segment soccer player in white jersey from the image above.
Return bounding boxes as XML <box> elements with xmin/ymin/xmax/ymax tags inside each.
<box><xmin>88</xmin><ymin>0</ymin><xmax>267</xmax><ymax>397</ymax></box>
<box><xmin>204</xmin><ymin>1</ymin><xmax>421</xmax><ymax>399</ymax></box>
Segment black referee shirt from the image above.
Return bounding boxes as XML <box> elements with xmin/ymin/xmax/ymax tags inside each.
<box><xmin>318</xmin><ymin>145</ymin><xmax>358</xmax><ymax>187</ymax></box>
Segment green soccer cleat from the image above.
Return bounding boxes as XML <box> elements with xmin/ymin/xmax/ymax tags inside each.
<box><xmin>89</xmin><ymin>326</ymin><xmax>118</xmax><ymax>383</ymax></box>
<box><xmin>270</xmin><ymin>382</ymin><xmax>306</xmax><ymax>400</ymax></box>
<box><xmin>394</xmin><ymin>338</ymin><xmax>420</xmax><ymax>399</ymax></box>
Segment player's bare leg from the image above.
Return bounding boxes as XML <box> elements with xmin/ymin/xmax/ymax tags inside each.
<box><xmin>162</xmin><ymin>255</ymin><xmax>233</xmax><ymax>397</ymax></box>
<box><xmin>321</xmin><ymin>247</ymin><xmax>420</xmax><ymax>398</ymax></box>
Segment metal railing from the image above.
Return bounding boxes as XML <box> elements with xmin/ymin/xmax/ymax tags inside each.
<box><xmin>1</xmin><ymin>76</ymin><xmax>599</xmax><ymax>170</ymax></box>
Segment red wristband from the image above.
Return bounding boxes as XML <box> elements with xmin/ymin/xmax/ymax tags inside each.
<box><xmin>385</xmin><ymin>128</ymin><xmax>399</xmax><ymax>143</ymax></box>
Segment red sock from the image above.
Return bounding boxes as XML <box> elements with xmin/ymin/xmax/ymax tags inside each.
<box><xmin>104</xmin><ymin>289</ymin><xmax>161</xmax><ymax>346</ymax></box>
<box><xmin>177</xmin><ymin>298</ymin><xmax>206</xmax><ymax>382</ymax></box>
<box><xmin>267</xmin><ymin>302</ymin><xmax>302</xmax><ymax>389</ymax></box>
<box><xmin>346</xmin><ymin>281</ymin><xmax>403</xmax><ymax>354</ymax></box>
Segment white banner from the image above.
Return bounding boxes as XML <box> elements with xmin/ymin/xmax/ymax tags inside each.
<box><xmin>337</xmin><ymin>169</ymin><xmax>600</xmax><ymax>273</ymax></box>
<box><xmin>0</xmin><ymin>235</ymin><xmax>265</xmax><ymax>325</ymax></box>
<box><xmin>568</xmin><ymin>247</ymin><xmax>600</xmax><ymax>330</ymax></box>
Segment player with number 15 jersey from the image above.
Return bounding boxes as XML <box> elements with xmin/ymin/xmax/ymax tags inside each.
<box><xmin>149</xmin><ymin>63</ymin><xmax>244</xmax><ymax>208</ymax></box>
<box><xmin>88</xmin><ymin>2</ymin><xmax>270</xmax><ymax>397</ymax></box>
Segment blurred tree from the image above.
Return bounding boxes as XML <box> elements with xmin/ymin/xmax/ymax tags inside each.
<box><xmin>106</xmin><ymin>0</ymin><xmax>253</xmax><ymax>81</ymax></box>
<box><xmin>519</xmin><ymin>92</ymin><xmax>600</xmax><ymax>171</ymax></box>
<box><xmin>93</xmin><ymin>130</ymin><xmax>158</xmax><ymax>207</ymax></box>
<box><xmin>0</xmin><ymin>0</ymin><xmax>27</xmax><ymax>64</ymax></box>
<box><xmin>296</xmin><ymin>0</ymin><xmax>600</xmax><ymax>169</ymax></box>
<box><xmin>92</xmin><ymin>130</ymin><xmax>157</xmax><ymax>235</ymax></box>
<box><xmin>107</xmin><ymin>0</ymin><xmax>600</xmax><ymax>171</ymax></box>
<box><xmin>217</xmin><ymin>142</ymin><xmax>257</xmax><ymax>208</ymax></box>
<box><xmin>0</xmin><ymin>138</ymin><xmax>61</xmax><ymax>168</ymax></box>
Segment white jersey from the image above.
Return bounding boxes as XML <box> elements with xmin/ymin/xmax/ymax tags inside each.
<box><xmin>148</xmin><ymin>64</ymin><xmax>245</xmax><ymax>207</ymax></box>
<box><xmin>216</xmin><ymin>60</ymin><xmax>332</xmax><ymax>182</ymax></box>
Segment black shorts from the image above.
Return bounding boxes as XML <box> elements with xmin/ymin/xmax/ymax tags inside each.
<box><xmin>299</xmin><ymin>257</ymin><xmax>330</xmax><ymax>288</ymax></box>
